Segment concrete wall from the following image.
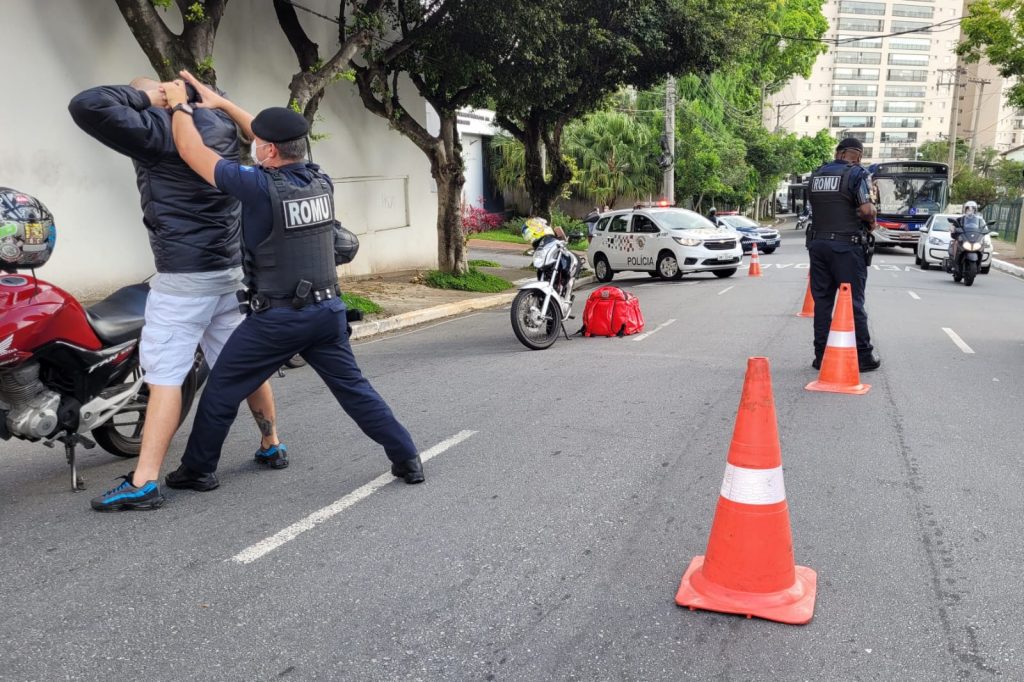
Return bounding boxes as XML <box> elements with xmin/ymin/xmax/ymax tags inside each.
<box><xmin>1</xmin><ymin>1</ymin><xmax>437</xmax><ymax>300</ymax></box>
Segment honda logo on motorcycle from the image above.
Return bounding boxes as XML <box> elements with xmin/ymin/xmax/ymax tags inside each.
<box><xmin>0</xmin><ymin>334</ymin><xmax>13</xmax><ymax>356</ymax></box>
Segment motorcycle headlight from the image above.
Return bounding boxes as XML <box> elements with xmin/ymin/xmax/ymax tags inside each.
<box><xmin>928</xmin><ymin>236</ymin><xmax>945</xmax><ymax>246</ymax></box>
<box><xmin>673</xmin><ymin>236</ymin><xmax>702</xmax><ymax>247</ymax></box>
<box><xmin>963</xmin><ymin>241</ymin><xmax>982</xmax><ymax>252</ymax></box>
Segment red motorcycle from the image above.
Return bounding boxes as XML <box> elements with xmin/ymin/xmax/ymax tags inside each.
<box><xmin>0</xmin><ymin>189</ymin><xmax>202</xmax><ymax>490</ymax></box>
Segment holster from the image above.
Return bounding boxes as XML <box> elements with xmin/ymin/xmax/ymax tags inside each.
<box><xmin>863</xmin><ymin>232</ymin><xmax>875</xmax><ymax>267</ymax></box>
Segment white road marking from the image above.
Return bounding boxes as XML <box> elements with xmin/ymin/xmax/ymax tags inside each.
<box><xmin>230</xmin><ymin>430</ymin><xmax>477</xmax><ymax>564</ymax></box>
<box><xmin>942</xmin><ymin>327</ymin><xmax>975</xmax><ymax>354</ymax></box>
<box><xmin>908</xmin><ymin>291</ymin><xmax>920</xmax><ymax>300</ymax></box>
<box><xmin>717</xmin><ymin>286</ymin><xmax>734</xmax><ymax>295</ymax></box>
<box><xmin>632</xmin><ymin>318</ymin><xmax>677</xmax><ymax>342</ymax></box>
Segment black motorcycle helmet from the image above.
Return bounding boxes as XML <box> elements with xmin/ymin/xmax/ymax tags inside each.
<box><xmin>0</xmin><ymin>188</ymin><xmax>56</xmax><ymax>271</ymax></box>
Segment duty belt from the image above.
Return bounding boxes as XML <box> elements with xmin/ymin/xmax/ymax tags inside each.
<box><xmin>808</xmin><ymin>230</ymin><xmax>864</xmax><ymax>245</ymax></box>
<box><xmin>243</xmin><ymin>284</ymin><xmax>341</xmax><ymax>313</ymax></box>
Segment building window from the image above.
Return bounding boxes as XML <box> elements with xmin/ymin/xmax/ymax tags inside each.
<box><xmin>839</xmin><ymin>1</ymin><xmax>886</xmax><ymax>15</ymax></box>
<box><xmin>888</xmin><ymin>37</ymin><xmax>931</xmax><ymax>51</ymax></box>
<box><xmin>892</xmin><ymin>4</ymin><xmax>934</xmax><ymax>18</ymax></box>
<box><xmin>861</xmin><ymin>146</ymin><xmax>875</xmax><ymax>157</ymax></box>
<box><xmin>835</xmin><ymin>67</ymin><xmax>880</xmax><ymax>80</ymax></box>
<box><xmin>880</xmin><ymin>131</ymin><xmax>918</xmax><ymax>143</ymax></box>
<box><xmin>887</xmin><ymin>69</ymin><xmax>928</xmax><ymax>82</ymax></box>
<box><xmin>890</xmin><ymin>20</ymin><xmax>932</xmax><ymax>32</ymax></box>
<box><xmin>884</xmin><ymin>101</ymin><xmax>925</xmax><ymax>113</ymax></box>
<box><xmin>833</xmin><ymin>100</ymin><xmax>877</xmax><ymax>112</ymax></box>
<box><xmin>838</xmin><ymin>34</ymin><xmax>883</xmax><ymax>49</ymax></box>
<box><xmin>838</xmin><ymin>18</ymin><xmax>884</xmax><ymax>32</ymax></box>
<box><xmin>888</xmin><ymin>53</ymin><xmax>929</xmax><ymax>66</ymax></box>
<box><xmin>832</xmin><ymin>116</ymin><xmax>876</xmax><ymax>128</ymax></box>
<box><xmin>833</xmin><ymin>83</ymin><xmax>879</xmax><ymax>97</ymax></box>
<box><xmin>836</xmin><ymin>51</ymin><xmax>882</xmax><ymax>65</ymax></box>
<box><xmin>881</xmin><ymin>117</ymin><xmax>922</xmax><ymax>128</ymax></box>
<box><xmin>885</xmin><ymin>85</ymin><xmax>926</xmax><ymax>97</ymax></box>
<box><xmin>844</xmin><ymin>132</ymin><xmax>875</xmax><ymax>144</ymax></box>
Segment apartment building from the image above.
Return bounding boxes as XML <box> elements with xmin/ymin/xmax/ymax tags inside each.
<box><xmin>766</xmin><ymin>0</ymin><xmax>964</xmax><ymax>163</ymax></box>
<box><xmin>956</xmin><ymin>58</ymin><xmax>1024</xmax><ymax>154</ymax></box>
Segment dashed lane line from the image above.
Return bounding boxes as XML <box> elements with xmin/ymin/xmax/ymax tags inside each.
<box><xmin>230</xmin><ymin>430</ymin><xmax>477</xmax><ymax>564</ymax></box>
<box><xmin>718</xmin><ymin>286</ymin><xmax>734</xmax><ymax>295</ymax></box>
<box><xmin>942</xmin><ymin>327</ymin><xmax>975</xmax><ymax>354</ymax></box>
<box><xmin>908</xmin><ymin>291</ymin><xmax>920</xmax><ymax>300</ymax></box>
<box><xmin>632</xmin><ymin>318</ymin><xmax>677</xmax><ymax>342</ymax></box>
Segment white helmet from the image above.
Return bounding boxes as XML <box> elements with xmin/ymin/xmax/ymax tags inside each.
<box><xmin>963</xmin><ymin>201</ymin><xmax>979</xmax><ymax>214</ymax></box>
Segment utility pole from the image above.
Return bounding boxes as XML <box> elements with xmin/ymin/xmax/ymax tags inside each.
<box><xmin>773</xmin><ymin>102</ymin><xmax>801</xmax><ymax>132</ymax></box>
<box><xmin>940</xmin><ymin>67</ymin><xmax>967</xmax><ymax>178</ymax></box>
<box><xmin>661</xmin><ymin>76</ymin><xmax>676</xmax><ymax>205</ymax></box>
<box><xmin>966</xmin><ymin>77</ymin><xmax>992</xmax><ymax>171</ymax></box>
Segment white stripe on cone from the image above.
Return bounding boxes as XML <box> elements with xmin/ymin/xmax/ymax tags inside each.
<box><xmin>720</xmin><ymin>464</ymin><xmax>787</xmax><ymax>505</ymax></box>
<box><xmin>826</xmin><ymin>330</ymin><xmax>856</xmax><ymax>348</ymax></box>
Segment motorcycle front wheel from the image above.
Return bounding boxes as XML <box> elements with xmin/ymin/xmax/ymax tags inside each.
<box><xmin>510</xmin><ymin>289</ymin><xmax>563</xmax><ymax>350</ymax></box>
<box><xmin>963</xmin><ymin>260</ymin><xmax>978</xmax><ymax>286</ymax></box>
<box><xmin>92</xmin><ymin>350</ymin><xmax>203</xmax><ymax>458</ymax></box>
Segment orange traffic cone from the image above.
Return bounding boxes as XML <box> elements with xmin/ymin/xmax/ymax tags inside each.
<box><xmin>748</xmin><ymin>243</ymin><xmax>762</xmax><ymax>277</ymax></box>
<box><xmin>797</xmin><ymin>273</ymin><xmax>814</xmax><ymax>318</ymax></box>
<box><xmin>805</xmin><ymin>282</ymin><xmax>870</xmax><ymax>395</ymax></box>
<box><xmin>676</xmin><ymin>357</ymin><xmax>817</xmax><ymax>624</ymax></box>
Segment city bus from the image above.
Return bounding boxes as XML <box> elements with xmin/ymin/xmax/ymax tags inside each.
<box><xmin>868</xmin><ymin>161</ymin><xmax>950</xmax><ymax>248</ymax></box>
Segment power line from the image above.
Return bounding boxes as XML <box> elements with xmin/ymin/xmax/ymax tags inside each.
<box><xmin>764</xmin><ymin>16</ymin><xmax>965</xmax><ymax>46</ymax></box>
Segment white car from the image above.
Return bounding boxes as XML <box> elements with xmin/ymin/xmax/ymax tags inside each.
<box><xmin>914</xmin><ymin>213</ymin><xmax>992</xmax><ymax>273</ymax></box>
<box><xmin>587</xmin><ymin>208</ymin><xmax>743</xmax><ymax>281</ymax></box>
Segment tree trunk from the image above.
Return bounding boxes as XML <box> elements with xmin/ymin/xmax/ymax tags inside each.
<box><xmin>498</xmin><ymin>113</ymin><xmax>572</xmax><ymax>221</ymax></box>
<box><xmin>114</xmin><ymin>0</ymin><xmax>227</xmax><ymax>85</ymax></box>
<box><xmin>433</xmin><ymin>113</ymin><xmax>468</xmax><ymax>274</ymax></box>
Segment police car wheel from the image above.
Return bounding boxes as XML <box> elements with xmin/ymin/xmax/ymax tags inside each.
<box><xmin>593</xmin><ymin>255</ymin><xmax>614</xmax><ymax>283</ymax></box>
<box><xmin>920</xmin><ymin>259</ymin><xmax>930</xmax><ymax>270</ymax></box>
<box><xmin>657</xmin><ymin>252</ymin><xmax>682</xmax><ymax>280</ymax></box>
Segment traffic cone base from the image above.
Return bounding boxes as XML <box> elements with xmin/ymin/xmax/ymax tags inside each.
<box><xmin>676</xmin><ymin>556</ymin><xmax>817</xmax><ymax>625</ymax></box>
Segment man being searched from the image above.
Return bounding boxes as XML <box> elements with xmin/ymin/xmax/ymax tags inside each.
<box><xmin>160</xmin><ymin>71</ymin><xmax>424</xmax><ymax>494</ymax></box>
<box><xmin>805</xmin><ymin>137</ymin><xmax>881</xmax><ymax>372</ymax></box>
<box><xmin>69</xmin><ymin>77</ymin><xmax>284</xmax><ymax>512</ymax></box>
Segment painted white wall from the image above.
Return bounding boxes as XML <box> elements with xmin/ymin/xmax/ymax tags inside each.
<box><xmin>1</xmin><ymin>0</ymin><xmax>436</xmax><ymax>300</ymax></box>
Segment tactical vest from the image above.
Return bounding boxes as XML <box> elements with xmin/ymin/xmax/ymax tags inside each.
<box><xmin>249</xmin><ymin>167</ymin><xmax>338</xmax><ymax>299</ymax></box>
<box><xmin>807</xmin><ymin>163</ymin><xmax>863</xmax><ymax>236</ymax></box>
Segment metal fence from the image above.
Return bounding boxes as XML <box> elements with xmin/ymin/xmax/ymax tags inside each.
<box><xmin>983</xmin><ymin>199</ymin><xmax>1022</xmax><ymax>243</ymax></box>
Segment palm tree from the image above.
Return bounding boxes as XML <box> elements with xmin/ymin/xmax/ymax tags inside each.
<box><xmin>564</xmin><ymin>110</ymin><xmax>658</xmax><ymax>207</ymax></box>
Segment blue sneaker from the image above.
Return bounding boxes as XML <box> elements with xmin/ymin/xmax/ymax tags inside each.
<box><xmin>254</xmin><ymin>443</ymin><xmax>288</xmax><ymax>470</ymax></box>
<box><xmin>90</xmin><ymin>474</ymin><xmax>164</xmax><ymax>512</ymax></box>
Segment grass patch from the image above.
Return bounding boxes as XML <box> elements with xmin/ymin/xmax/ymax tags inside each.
<box><xmin>424</xmin><ymin>267</ymin><xmax>514</xmax><ymax>292</ymax></box>
<box><xmin>341</xmin><ymin>292</ymin><xmax>382</xmax><ymax>315</ymax></box>
<box><xmin>467</xmin><ymin>230</ymin><xmax>525</xmax><ymax>244</ymax></box>
<box><xmin>568</xmin><ymin>238</ymin><xmax>588</xmax><ymax>251</ymax></box>
<box><xmin>468</xmin><ymin>259</ymin><xmax>501</xmax><ymax>268</ymax></box>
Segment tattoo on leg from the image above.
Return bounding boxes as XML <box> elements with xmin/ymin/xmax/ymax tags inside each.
<box><xmin>252</xmin><ymin>409</ymin><xmax>274</xmax><ymax>438</ymax></box>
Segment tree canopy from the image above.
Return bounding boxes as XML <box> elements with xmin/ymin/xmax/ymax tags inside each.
<box><xmin>958</xmin><ymin>0</ymin><xmax>1024</xmax><ymax>108</ymax></box>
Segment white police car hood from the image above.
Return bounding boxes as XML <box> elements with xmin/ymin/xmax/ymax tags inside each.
<box><xmin>669</xmin><ymin>227</ymin><xmax>734</xmax><ymax>240</ymax></box>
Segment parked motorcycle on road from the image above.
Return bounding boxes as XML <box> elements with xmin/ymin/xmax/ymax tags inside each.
<box><xmin>795</xmin><ymin>213</ymin><xmax>811</xmax><ymax>231</ymax></box>
<box><xmin>510</xmin><ymin>234</ymin><xmax>583</xmax><ymax>350</ymax></box>
<box><xmin>0</xmin><ymin>189</ymin><xmax>204</xmax><ymax>490</ymax></box>
<box><xmin>943</xmin><ymin>214</ymin><xmax>989</xmax><ymax>287</ymax></box>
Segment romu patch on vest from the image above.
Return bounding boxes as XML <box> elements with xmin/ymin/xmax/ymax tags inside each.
<box><xmin>283</xmin><ymin>194</ymin><xmax>334</xmax><ymax>229</ymax></box>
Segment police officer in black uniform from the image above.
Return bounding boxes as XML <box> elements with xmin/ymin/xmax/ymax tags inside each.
<box><xmin>806</xmin><ymin>137</ymin><xmax>881</xmax><ymax>372</ymax></box>
<box><xmin>160</xmin><ymin>72</ymin><xmax>424</xmax><ymax>495</ymax></box>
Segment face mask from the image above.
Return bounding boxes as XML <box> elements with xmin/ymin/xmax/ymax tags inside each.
<box><xmin>250</xmin><ymin>141</ymin><xmax>270</xmax><ymax>166</ymax></box>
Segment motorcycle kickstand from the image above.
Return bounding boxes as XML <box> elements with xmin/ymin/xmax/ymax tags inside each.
<box><xmin>64</xmin><ymin>440</ymin><xmax>85</xmax><ymax>492</ymax></box>
<box><xmin>560</xmin><ymin>321</ymin><xmax>572</xmax><ymax>340</ymax></box>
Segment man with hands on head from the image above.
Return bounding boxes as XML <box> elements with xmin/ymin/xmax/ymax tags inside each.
<box><xmin>69</xmin><ymin>77</ymin><xmax>285</xmax><ymax>513</ymax></box>
<box><xmin>159</xmin><ymin>72</ymin><xmax>424</xmax><ymax>496</ymax></box>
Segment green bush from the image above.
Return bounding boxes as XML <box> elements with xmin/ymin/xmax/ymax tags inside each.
<box><xmin>501</xmin><ymin>216</ymin><xmax>526</xmax><ymax>236</ymax></box>
<box><xmin>468</xmin><ymin>259</ymin><xmax>501</xmax><ymax>268</ymax></box>
<box><xmin>424</xmin><ymin>267</ymin><xmax>514</xmax><ymax>292</ymax></box>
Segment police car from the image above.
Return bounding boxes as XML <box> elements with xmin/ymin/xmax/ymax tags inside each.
<box><xmin>587</xmin><ymin>207</ymin><xmax>742</xmax><ymax>281</ymax></box>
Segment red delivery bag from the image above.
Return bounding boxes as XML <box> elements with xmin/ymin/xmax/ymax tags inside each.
<box><xmin>581</xmin><ymin>286</ymin><xmax>645</xmax><ymax>337</ymax></box>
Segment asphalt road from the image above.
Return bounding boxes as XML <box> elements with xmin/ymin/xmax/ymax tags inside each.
<box><xmin>3</xmin><ymin>225</ymin><xmax>1023</xmax><ymax>681</ymax></box>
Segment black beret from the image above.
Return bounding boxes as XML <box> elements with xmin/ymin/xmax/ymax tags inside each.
<box><xmin>837</xmin><ymin>137</ymin><xmax>864</xmax><ymax>152</ymax></box>
<box><xmin>251</xmin><ymin>107</ymin><xmax>309</xmax><ymax>143</ymax></box>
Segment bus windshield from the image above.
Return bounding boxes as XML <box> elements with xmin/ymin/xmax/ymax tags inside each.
<box><xmin>874</xmin><ymin>176</ymin><xmax>948</xmax><ymax>216</ymax></box>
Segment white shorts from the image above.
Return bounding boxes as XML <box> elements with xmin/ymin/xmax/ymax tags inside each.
<box><xmin>140</xmin><ymin>289</ymin><xmax>244</xmax><ymax>386</ymax></box>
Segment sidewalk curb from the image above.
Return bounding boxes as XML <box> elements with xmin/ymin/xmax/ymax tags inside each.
<box><xmin>349</xmin><ymin>274</ymin><xmax>597</xmax><ymax>340</ymax></box>
<box><xmin>992</xmin><ymin>258</ymin><xmax>1024</xmax><ymax>279</ymax></box>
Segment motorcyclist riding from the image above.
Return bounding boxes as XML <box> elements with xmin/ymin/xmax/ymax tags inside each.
<box><xmin>949</xmin><ymin>201</ymin><xmax>987</xmax><ymax>259</ymax></box>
